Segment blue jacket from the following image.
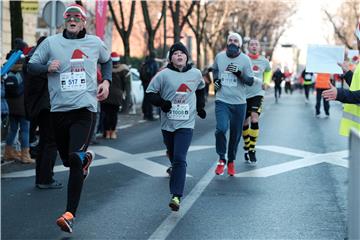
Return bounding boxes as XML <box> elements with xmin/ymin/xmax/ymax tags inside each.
<box><xmin>1</xmin><ymin>81</ymin><xmax>9</xmax><ymax>115</ymax></box>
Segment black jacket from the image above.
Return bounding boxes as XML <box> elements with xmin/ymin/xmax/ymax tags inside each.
<box><xmin>102</xmin><ymin>64</ymin><xmax>129</xmax><ymax>106</ymax></box>
<box><xmin>23</xmin><ymin>49</ymin><xmax>50</xmax><ymax>121</ymax></box>
<box><xmin>336</xmin><ymin>88</ymin><xmax>360</xmax><ymax>104</ymax></box>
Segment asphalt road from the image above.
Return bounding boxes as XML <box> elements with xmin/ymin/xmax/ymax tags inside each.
<box><xmin>1</xmin><ymin>90</ymin><xmax>349</xmax><ymax>240</ymax></box>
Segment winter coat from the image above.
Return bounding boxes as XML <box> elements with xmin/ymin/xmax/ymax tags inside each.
<box><xmin>23</xmin><ymin>50</ymin><xmax>50</xmax><ymax>121</ymax></box>
<box><xmin>102</xmin><ymin>64</ymin><xmax>130</xmax><ymax>106</ymax></box>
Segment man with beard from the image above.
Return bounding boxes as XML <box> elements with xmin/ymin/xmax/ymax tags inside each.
<box><xmin>212</xmin><ymin>32</ymin><xmax>255</xmax><ymax>176</ymax></box>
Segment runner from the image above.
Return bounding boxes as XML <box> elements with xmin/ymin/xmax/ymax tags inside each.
<box><xmin>242</xmin><ymin>39</ymin><xmax>271</xmax><ymax>164</ymax></box>
<box><xmin>301</xmin><ymin>68</ymin><xmax>314</xmax><ymax>103</ymax></box>
<box><xmin>28</xmin><ymin>4</ymin><xmax>112</xmax><ymax>233</ymax></box>
<box><xmin>146</xmin><ymin>42</ymin><xmax>206</xmax><ymax>211</ymax></box>
<box><xmin>212</xmin><ymin>32</ymin><xmax>255</xmax><ymax>176</ymax></box>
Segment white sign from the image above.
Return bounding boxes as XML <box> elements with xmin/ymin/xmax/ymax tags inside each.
<box><xmin>306</xmin><ymin>44</ymin><xmax>345</xmax><ymax>74</ymax></box>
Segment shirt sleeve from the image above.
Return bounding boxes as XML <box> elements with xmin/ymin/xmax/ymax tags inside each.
<box><xmin>212</xmin><ymin>55</ymin><xmax>219</xmax><ymax>80</ymax></box>
<box><xmin>29</xmin><ymin>38</ymin><xmax>50</xmax><ymax>65</ymax></box>
<box><xmin>243</xmin><ymin>56</ymin><xmax>254</xmax><ymax>78</ymax></box>
<box><xmin>263</xmin><ymin>61</ymin><xmax>272</xmax><ymax>85</ymax></box>
<box><xmin>97</xmin><ymin>38</ymin><xmax>111</xmax><ymax>64</ymax></box>
<box><xmin>146</xmin><ymin>72</ymin><xmax>162</xmax><ymax>93</ymax></box>
<box><xmin>197</xmin><ymin>70</ymin><xmax>206</xmax><ymax>90</ymax></box>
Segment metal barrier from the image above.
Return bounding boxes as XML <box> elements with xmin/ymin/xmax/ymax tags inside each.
<box><xmin>348</xmin><ymin>129</ymin><xmax>360</xmax><ymax>240</ymax></box>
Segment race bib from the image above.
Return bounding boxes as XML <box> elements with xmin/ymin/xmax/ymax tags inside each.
<box><xmin>60</xmin><ymin>71</ymin><xmax>86</xmax><ymax>91</ymax></box>
<box><xmin>167</xmin><ymin>104</ymin><xmax>190</xmax><ymax>120</ymax></box>
<box><xmin>221</xmin><ymin>72</ymin><xmax>237</xmax><ymax>87</ymax></box>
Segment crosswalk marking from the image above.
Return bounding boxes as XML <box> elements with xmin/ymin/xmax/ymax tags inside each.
<box><xmin>1</xmin><ymin>145</ymin><xmax>214</xmax><ymax>179</ymax></box>
<box><xmin>236</xmin><ymin>146</ymin><xmax>348</xmax><ymax>178</ymax></box>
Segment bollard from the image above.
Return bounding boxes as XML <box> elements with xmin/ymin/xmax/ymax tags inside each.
<box><xmin>348</xmin><ymin>129</ymin><xmax>360</xmax><ymax>240</ymax></box>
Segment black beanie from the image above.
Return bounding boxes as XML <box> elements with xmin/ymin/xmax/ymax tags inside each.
<box><xmin>168</xmin><ymin>42</ymin><xmax>189</xmax><ymax>63</ymax></box>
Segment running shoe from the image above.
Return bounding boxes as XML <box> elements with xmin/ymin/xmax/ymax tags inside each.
<box><xmin>56</xmin><ymin>212</ymin><xmax>74</xmax><ymax>233</ymax></box>
<box><xmin>83</xmin><ymin>150</ymin><xmax>95</xmax><ymax>180</ymax></box>
<box><xmin>215</xmin><ymin>159</ymin><xmax>226</xmax><ymax>175</ymax></box>
<box><xmin>248</xmin><ymin>150</ymin><xmax>257</xmax><ymax>164</ymax></box>
<box><xmin>227</xmin><ymin>162</ymin><xmax>236</xmax><ymax>176</ymax></box>
<box><xmin>169</xmin><ymin>196</ymin><xmax>180</xmax><ymax>211</ymax></box>
<box><xmin>244</xmin><ymin>152</ymin><xmax>250</xmax><ymax>163</ymax></box>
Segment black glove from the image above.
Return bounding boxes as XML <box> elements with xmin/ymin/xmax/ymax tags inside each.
<box><xmin>160</xmin><ymin>99</ymin><xmax>172</xmax><ymax>113</ymax></box>
<box><xmin>226</xmin><ymin>63</ymin><xmax>242</xmax><ymax>78</ymax></box>
<box><xmin>197</xmin><ymin>108</ymin><xmax>206</xmax><ymax>119</ymax></box>
<box><xmin>214</xmin><ymin>79</ymin><xmax>221</xmax><ymax>91</ymax></box>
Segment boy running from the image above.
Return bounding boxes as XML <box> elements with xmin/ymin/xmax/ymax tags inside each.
<box><xmin>146</xmin><ymin>42</ymin><xmax>206</xmax><ymax>211</ymax></box>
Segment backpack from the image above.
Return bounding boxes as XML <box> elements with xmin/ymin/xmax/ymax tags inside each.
<box><xmin>4</xmin><ymin>71</ymin><xmax>24</xmax><ymax>98</ymax></box>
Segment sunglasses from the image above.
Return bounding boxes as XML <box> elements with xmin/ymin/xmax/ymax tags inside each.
<box><xmin>64</xmin><ymin>13</ymin><xmax>83</xmax><ymax>22</ymax></box>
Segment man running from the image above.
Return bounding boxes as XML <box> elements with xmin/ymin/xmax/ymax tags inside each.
<box><xmin>242</xmin><ymin>39</ymin><xmax>271</xmax><ymax>163</ymax></box>
<box><xmin>28</xmin><ymin>4</ymin><xmax>112</xmax><ymax>233</ymax></box>
<box><xmin>212</xmin><ymin>32</ymin><xmax>255</xmax><ymax>176</ymax></box>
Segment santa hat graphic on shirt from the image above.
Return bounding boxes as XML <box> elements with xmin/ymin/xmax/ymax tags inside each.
<box><xmin>71</xmin><ymin>49</ymin><xmax>88</xmax><ymax>61</ymax></box>
<box><xmin>176</xmin><ymin>83</ymin><xmax>192</xmax><ymax>94</ymax></box>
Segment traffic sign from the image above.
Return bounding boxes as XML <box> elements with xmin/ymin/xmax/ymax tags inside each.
<box><xmin>42</xmin><ymin>1</ymin><xmax>65</xmax><ymax>29</ymax></box>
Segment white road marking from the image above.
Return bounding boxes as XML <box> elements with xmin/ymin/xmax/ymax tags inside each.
<box><xmin>256</xmin><ymin>145</ymin><xmax>316</xmax><ymax>158</ymax></box>
<box><xmin>117</xmin><ymin>124</ymin><xmax>133</xmax><ymax>130</ymax></box>
<box><xmin>148</xmin><ymin>162</ymin><xmax>217</xmax><ymax>240</ymax></box>
<box><xmin>149</xmin><ymin>146</ymin><xmax>348</xmax><ymax>239</ymax></box>
<box><xmin>235</xmin><ymin>149</ymin><xmax>348</xmax><ymax>178</ymax></box>
<box><xmin>134</xmin><ymin>145</ymin><xmax>214</xmax><ymax>159</ymax></box>
<box><xmin>1</xmin><ymin>146</ymin><xmax>213</xmax><ymax>179</ymax></box>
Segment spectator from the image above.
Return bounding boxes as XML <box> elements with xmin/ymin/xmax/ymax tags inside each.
<box><xmin>23</xmin><ymin>36</ymin><xmax>62</xmax><ymax>189</ymax></box>
<box><xmin>314</xmin><ymin>73</ymin><xmax>331</xmax><ymax>117</ymax></box>
<box><xmin>322</xmin><ymin>21</ymin><xmax>360</xmax><ymax>136</ymax></box>
<box><xmin>100</xmin><ymin>52</ymin><xmax>125</xmax><ymax>139</ymax></box>
<box><xmin>4</xmin><ymin>50</ymin><xmax>34</xmax><ymax>163</ymax></box>
<box><xmin>140</xmin><ymin>51</ymin><xmax>159</xmax><ymax>120</ymax></box>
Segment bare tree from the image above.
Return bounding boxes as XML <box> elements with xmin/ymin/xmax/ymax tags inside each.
<box><xmin>214</xmin><ymin>0</ymin><xmax>297</xmax><ymax>60</ymax></box>
<box><xmin>168</xmin><ymin>0</ymin><xmax>196</xmax><ymax>43</ymax></box>
<box><xmin>186</xmin><ymin>1</ymin><xmax>209</xmax><ymax>68</ymax></box>
<box><xmin>108</xmin><ymin>0</ymin><xmax>136</xmax><ymax>64</ymax></box>
<box><xmin>204</xmin><ymin>2</ymin><xmax>231</xmax><ymax>60</ymax></box>
<box><xmin>141</xmin><ymin>1</ymin><xmax>166</xmax><ymax>56</ymax></box>
<box><xmin>10</xmin><ymin>1</ymin><xmax>23</xmax><ymax>49</ymax></box>
<box><xmin>324</xmin><ymin>0</ymin><xmax>360</xmax><ymax>49</ymax></box>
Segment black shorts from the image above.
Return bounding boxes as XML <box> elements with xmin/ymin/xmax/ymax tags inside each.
<box><xmin>246</xmin><ymin>95</ymin><xmax>263</xmax><ymax>118</ymax></box>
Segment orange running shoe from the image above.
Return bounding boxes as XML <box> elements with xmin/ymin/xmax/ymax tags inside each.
<box><xmin>56</xmin><ymin>211</ymin><xmax>74</xmax><ymax>233</ymax></box>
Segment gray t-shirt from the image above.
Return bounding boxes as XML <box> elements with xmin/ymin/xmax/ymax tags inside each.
<box><xmin>212</xmin><ymin>51</ymin><xmax>254</xmax><ymax>104</ymax></box>
<box><xmin>29</xmin><ymin>33</ymin><xmax>110</xmax><ymax>112</ymax></box>
<box><xmin>146</xmin><ymin>67</ymin><xmax>205</xmax><ymax>132</ymax></box>
<box><xmin>246</xmin><ymin>55</ymin><xmax>271</xmax><ymax>98</ymax></box>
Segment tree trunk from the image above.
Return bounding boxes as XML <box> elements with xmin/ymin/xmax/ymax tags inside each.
<box><xmin>108</xmin><ymin>1</ymin><xmax>136</xmax><ymax>65</ymax></box>
<box><xmin>124</xmin><ymin>38</ymin><xmax>130</xmax><ymax>64</ymax></box>
<box><xmin>196</xmin><ymin>38</ymin><xmax>201</xmax><ymax>68</ymax></box>
<box><xmin>163</xmin><ymin>1</ymin><xmax>167</xmax><ymax>58</ymax></box>
<box><xmin>10</xmin><ymin>1</ymin><xmax>23</xmax><ymax>49</ymax></box>
<box><xmin>148</xmin><ymin>32</ymin><xmax>155</xmax><ymax>55</ymax></box>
